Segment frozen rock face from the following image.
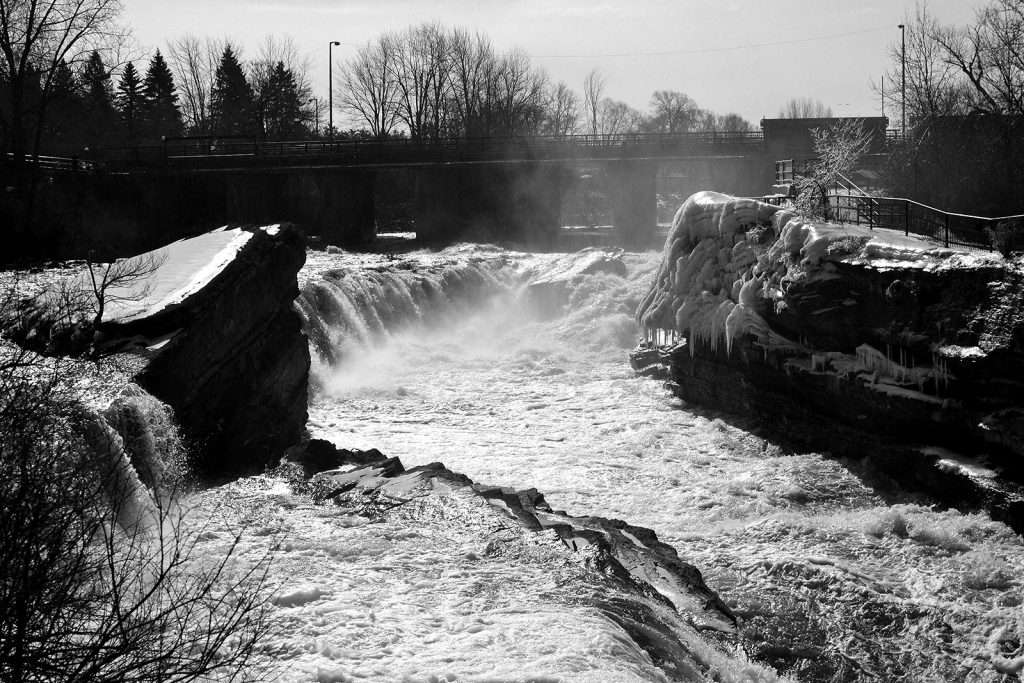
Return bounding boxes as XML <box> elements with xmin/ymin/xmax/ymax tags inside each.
<box><xmin>104</xmin><ymin>225</ymin><xmax>309</xmax><ymax>475</ymax></box>
<box><xmin>634</xmin><ymin>191</ymin><xmax>1024</xmax><ymax>527</ymax></box>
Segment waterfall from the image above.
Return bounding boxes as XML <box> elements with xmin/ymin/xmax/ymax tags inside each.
<box><xmin>296</xmin><ymin>257</ymin><xmax>520</xmax><ymax>391</ymax></box>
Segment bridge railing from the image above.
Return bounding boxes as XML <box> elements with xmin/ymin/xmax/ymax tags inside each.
<box><xmin>91</xmin><ymin>130</ymin><xmax>768</xmax><ymax>169</ymax></box>
<box><xmin>3</xmin><ymin>152</ymin><xmax>89</xmax><ymax>172</ymax></box>
<box><xmin>828</xmin><ymin>194</ymin><xmax>1024</xmax><ymax>251</ymax></box>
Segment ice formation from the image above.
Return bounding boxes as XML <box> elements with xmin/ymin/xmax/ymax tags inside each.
<box><xmin>636</xmin><ymin>191</ymin><xmax>801</xmax><ymax>355</ymax></box>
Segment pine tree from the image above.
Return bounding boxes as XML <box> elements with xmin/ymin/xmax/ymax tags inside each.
<box><xmin>116</xmin><ymin>62</ymin><xmax>143</xmax><ymax>122</ymax></box>
<box><xmin>260</xmin><ymin>61</ymin><xmax>306</xmax><ymax>140</ymax></box>
<box><xmin>79</xmin><ymin>50</ymin><xmax>116</xmax><ymax>147</ymax></box>
<box><xmin>210</xmin><ymin>45</ymin><xmax>255</xmax><ymax>137</ymax></box>
<box><xmin>81</xmin><ymin>51</ymin><xmax>113</xmax><ymax>113</ymax></box>
<box><xmin>141</xmin><ymin>49</ymin><xmax>182</xmax><ymax>140</ymax></box>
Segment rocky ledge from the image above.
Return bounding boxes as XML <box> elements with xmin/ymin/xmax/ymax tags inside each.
<box><xmin>6</xmin><ymin>225</ymin><xmax>309</xmax><ymax>475</ymax></box>
<box><xmin>633</xmin><ymin>191</ymin><xmax>1024</xmax><ymax>529</ymax></box>
<box><xmin>284</xmin><ymin>439</ymin><xmax>739</xmax><ymax>676</ymax></box>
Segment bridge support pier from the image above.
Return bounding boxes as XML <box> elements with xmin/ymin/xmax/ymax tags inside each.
<box><xmin>413</xmin><ymin>164</ymin><xmax>562</xmax><ymax>244</ymax></box>
<box><xmin>609</xmin><ymin>160</ymin><xmax>657</xmax><ymax>247</ymax></box>
<box><xmin>293</xmin><ymin>171</ymin><xmax>376</xmax><ymax>246</ymax></box>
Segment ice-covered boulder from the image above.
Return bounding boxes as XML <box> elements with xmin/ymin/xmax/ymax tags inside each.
<box><xmin>634</xmin><ymin>191</ymin><xmax>1024</xmax><ymax>529</ymax></box>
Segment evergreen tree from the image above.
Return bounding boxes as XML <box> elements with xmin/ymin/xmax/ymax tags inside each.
<box><xmin>210</xmin><ymin>44</ymin><xmax>255</xmax><ymax>136</ymax></box>
<box><xmin>141</xmin><ymin>49</ymin><xmax>182</xmax><ymax>139</ymax></box>
<box><xmin>116</xmin><ymin>62</ymin><xmax>143</xmax><ymax>122</ymax></box>
<box><xmin>44</xmin><ymin>60</ymin><xmax>83</xmax><ymax>153</ymax></box>
<box><xmin>81</xmin><ymin>50</ymin><xmax>113</xmax><ymax>112</ymax></box>
<box><xmin>79</xmin><ymin>50</ymin><xmax>116</xmax><ymax>147</ymax></box>
<box><xmin>260</xmin><ymin>61</ymin><xmax>306</xmax><ymax>140</ymax></box>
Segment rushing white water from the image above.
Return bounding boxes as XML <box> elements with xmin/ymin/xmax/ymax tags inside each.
<box><xmin>213</xmin><ymin>244</ymin><xmax>1024</xmax><ymax>682</ymax></box>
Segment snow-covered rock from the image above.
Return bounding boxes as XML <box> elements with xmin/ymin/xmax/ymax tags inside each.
<box><xmin>102</xmin><ymin>225</ymin><xmax>309</xmax><ymax>475</ymax></box>
<box><xmin>634</xmin><ymin>191</ymin><xmax>1024</xmax><ymax>530</ymax></box>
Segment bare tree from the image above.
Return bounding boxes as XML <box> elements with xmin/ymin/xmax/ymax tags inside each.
<box><xmin>598</xmin><ymin>98</ymin><xmax>642</xmax><ymax>135</ymax></box>
<box><xmin>582</xmin><ymin>67</ymin><xmax>606</xmax><ymax>135</ymax></box>
<box><xmin>542</xmin><ymin>81</ymin><xmax>581</xmax><ymax>137</ymax></box>
<box><xmin>389</xmin><ymin>22</ymin><xmax>449</xmax><ymax>139</ymax></box>
<box><xmin>777</xmin><ymin>97</ymin><xmax>834</xmax><ymax>118</ymax></box>
<box><xmin>649</xmin><ymin>90</ymin><xmax>699</xmax><ymax>133</ymax></box>
<box><xmin>491</xmin><ymin>48</ymin><xmax>548</xmax><ymax>135</ymax></box>
<box><xmin>714</xmin><ymin>112</ymin><xmax>755</xmax><ymax>132</ymax></box>
<box><xmin>0</xmin><ymin>0</ymin><xmax>127</xmax><ymax>160</ymax></box>
<box><xmin>928</xmin><ymin>0</ymin><xmax>1024</xmax><ymax>117</ymax></box>
<box><xmin>338</xmin><ymin>38</ymin><xmax>400</xmax><ymax>137</ymax></box>
<box><xmin>447</xmin><ymin>28</ymin><xmax>497</xmax><ymax>137</ymax></box>
<box><xmin>166</xmin><ymin>34</ymin><xmax>224</xmax><ymax>136</ymax></box>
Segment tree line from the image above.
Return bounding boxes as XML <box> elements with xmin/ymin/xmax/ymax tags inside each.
<box><xmin>1</xmin><ymin>14</ymin><xmax>318</xmax><ymax>158</ymax></box>
<box><xmin>1</xmin><ymin>4</ymin><xmax>759</xmax><ymax>162</ymax></box>
<box><xmin>337</xmin><ymin>21</ymin><xmax>755</xmax><ymax>139</ymax></box>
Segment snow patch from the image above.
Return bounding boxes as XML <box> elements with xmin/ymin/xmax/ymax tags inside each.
<box><xmin>103</xmin><ymin>227</ymin><xmax>253</xmax><ymax>322</ymax></box>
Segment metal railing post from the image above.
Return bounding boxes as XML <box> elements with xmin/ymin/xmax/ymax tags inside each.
<box><xmin>944</xmin><ymin>213</ymin><xmax>950</xmax><ymax>248</ymax></box>
<box><xmin>904</xmin><ymin>200</ymin><xmax>910</xmax><ymax>236</ymax></box>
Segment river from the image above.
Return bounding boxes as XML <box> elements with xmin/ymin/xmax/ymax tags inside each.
<box><xmin>200</xmin><ymin>243</ymin><xmax>1024</xmax><ymax>682</ymax></box>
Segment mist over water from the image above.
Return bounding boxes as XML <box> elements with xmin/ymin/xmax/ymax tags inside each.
<box><xmin>293</xmin><ymin>244</ymin><xmax>1024</xmax><ymax>681</ymax></box>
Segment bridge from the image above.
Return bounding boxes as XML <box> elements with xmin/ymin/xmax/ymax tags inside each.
<box><xmin>77</xmin><ymin>131</ymin><xmax>781</xmax><ymax>247</ymax></box>
<box><xmin>26</xmin><ymin>120</ymin><xmax>892</xmax><ymax>248</ymax></box>
<box><xmin>93</xmin><ymin>131</ymin><xmax>767</xmax><ymax>171</ymax></box>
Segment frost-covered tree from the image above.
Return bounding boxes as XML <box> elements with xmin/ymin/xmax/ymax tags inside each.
<box><xmin>795</xmin><ymin>118</ymin><xmax>873</xmax><ymax>220</ymax></box>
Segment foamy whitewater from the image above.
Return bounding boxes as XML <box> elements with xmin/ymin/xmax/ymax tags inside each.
<box><xmin>197</xmin><ymin>244</ymin><xmax>1024</xmax><ymax>682</ymax></box>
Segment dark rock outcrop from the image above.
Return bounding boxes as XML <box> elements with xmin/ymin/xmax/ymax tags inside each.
<box><xmin>634</xmin><ymin>191</ymin><xmax>1024</xmax><ymax>528</ymax></box>
<box><xmin>104</xmin><ymin>225</ymin><xmax>309</xmax><ymax>475</ymax></box>
<box><xmin>290</xmin><ymin>441</ymin><xmax>737</xmax><ymax>672</ymax></box>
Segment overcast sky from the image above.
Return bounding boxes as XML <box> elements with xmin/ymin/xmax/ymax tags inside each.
<box><xmin>125</xmin><ymin>0</ymin><xmax>987</xmax><ymax>128</ymax></box>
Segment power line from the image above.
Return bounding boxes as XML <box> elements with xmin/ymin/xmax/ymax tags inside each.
<box><xmin>531</xmin><ymin>26</ymin><xmax>891</xmax><ymax>59</ymax></box>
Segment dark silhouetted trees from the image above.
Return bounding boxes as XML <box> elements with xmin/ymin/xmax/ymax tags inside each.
<box><xmin>141</xmin><ymin>50</ymin><xmax>182</xmax><ymax>139</ymax></box>
<box><xmin>210</xmin><ymin>45</ymin><xmax>255</xmax><ymax>136</ymax></box>
<box><xmin>115</xmin><ymin>62</ymin><xmax>143</xmax><ymax>133</ymax></box>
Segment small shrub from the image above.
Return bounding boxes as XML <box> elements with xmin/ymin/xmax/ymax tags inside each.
<box><xmin>825</xmin><ymin>235</ymin><xmax>870</xmax><ymax>258</ymax></box>
<box><xmin>987</xmin><ymin>220</ymin><xmax>1021</xmax><ymax>258</ymax></box>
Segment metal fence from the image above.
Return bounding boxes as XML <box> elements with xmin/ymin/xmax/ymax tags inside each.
<box><xmin>827</xmin><ymin>194</ymin><xmax>1024</xmax><ymax>251</ymax></box>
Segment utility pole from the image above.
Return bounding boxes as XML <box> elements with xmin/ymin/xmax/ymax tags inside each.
<box><xmin>310</xmin><ymin>97</ymin><xmax>320</xmax><ymax>137</ymax></box>
<box><xmin>328</xmin><ymin>41</ymin><xmax>340</xmax><ymax>138</ymax></box>
<box><xmin>899</xmin><ymin>24</ymin><xmax>906</xmax><ymax>134</ymax></box>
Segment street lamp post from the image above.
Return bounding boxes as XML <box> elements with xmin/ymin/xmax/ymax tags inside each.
<box><xmin>898</xmin><ymin>23</ymin><xmax>906</xmax><ymax>134</ymax></box>
<box><xmin>328</xmin><ymin>41</ymin><xmax>340</xmax><ymax>138</ymax></box>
